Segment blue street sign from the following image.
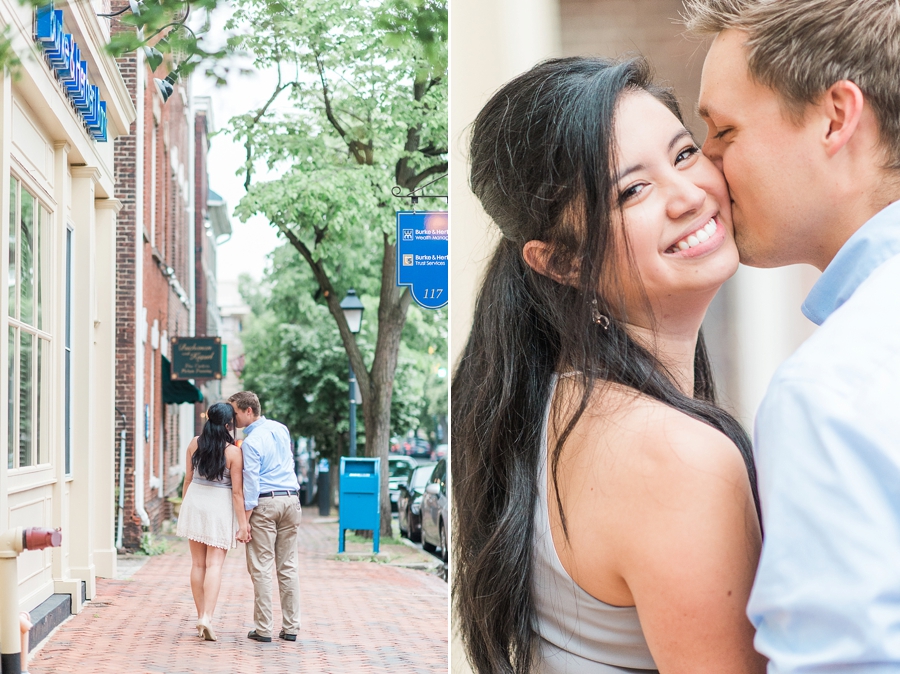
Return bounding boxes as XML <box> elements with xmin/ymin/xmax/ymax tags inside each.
<box><xmin>396</xmin><ymin>211</ymin><xmax>448</xmax><ymax>309</ymax></box>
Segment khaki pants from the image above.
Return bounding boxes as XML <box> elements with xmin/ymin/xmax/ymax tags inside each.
<box><xmin>246</xmin><ymin>494</ymin><xmax>302</xmax><ymax>636</ymax></box>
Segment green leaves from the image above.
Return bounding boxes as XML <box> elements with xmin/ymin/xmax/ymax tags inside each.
<box><xmin>229</xmin><ymin>0</ymin><xmax>446</xmax><ymax>481</ymax></box>
<box><xmin>239</xmin><ymin>248</ymin><xmax>445</xmax><ymax>460</ymax></box>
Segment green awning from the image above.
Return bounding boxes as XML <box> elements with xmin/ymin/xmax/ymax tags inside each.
<box><xmin>162</xmin><ymin>355</ymin><xmax>204</xmax><ymax>404</ymax></box>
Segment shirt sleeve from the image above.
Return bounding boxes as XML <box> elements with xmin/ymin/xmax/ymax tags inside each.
<box><xmin>749</xmin><ymin>375</ymin><xmax>900</xmax><ymax>672</ymax></box>
<box><xmin>242</xmin><ymin>435</ymin><xmax>261</xmax><ymax>511</ymax></box>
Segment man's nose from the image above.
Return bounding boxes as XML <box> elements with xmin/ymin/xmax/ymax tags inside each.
<box><xmin>702</xmin><ymin>138</ymin><xmax>724</xmax><ymax>172</ymax></box>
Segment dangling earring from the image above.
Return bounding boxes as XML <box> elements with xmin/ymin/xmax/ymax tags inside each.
<box><xmin>591</xmin><ymin>299</ymin><xmax>610</xmax><ymax>330</ymax></box>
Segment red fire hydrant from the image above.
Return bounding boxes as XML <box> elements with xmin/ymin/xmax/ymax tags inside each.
<box><xmin>0</xmin><ymin>528</ymin><xmax>62</xmax><ymax>674</ymax></box>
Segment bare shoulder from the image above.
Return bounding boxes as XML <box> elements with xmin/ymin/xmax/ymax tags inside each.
<box><xmin>551</xmin><ymin>380</ymin><xmax>751</xmax><ymax>532</ymax></box>
<box><xmin>580</xmin><ymin>384</ymin><xmax>747</xmax><ymax>486</ymax></box>
<box><xmin>186</xmin><ymin>436</ymin><xmax>199</xmax><ymax>452</ymax></box>
<box><xmin>549</xmin><ymin>381</ymin><xmax>759</xmax><ymax>610</ymax></box>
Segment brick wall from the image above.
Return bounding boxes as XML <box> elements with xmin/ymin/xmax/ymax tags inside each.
<box><xmin>193</xmin><ymin>111</ymin><xmax>209</xmax><ymax>433</ymax></box>
<box><xmin>112</xmin><ymin>8</ymin><xmax>142</xmax><ymax>549</ymax></box>
<box><xmin>194</xmin><ymin>112</ymin><xmax>209</xmax><ymax>338</ymax></box>
<box><xmin>114</xmin><ymin>10</ymin><xmax>201</xmax><ymax>545</ymax></box>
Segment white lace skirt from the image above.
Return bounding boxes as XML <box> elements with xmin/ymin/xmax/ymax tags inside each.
<box><xmin>176</xmin><ymin>482</ymin><xmax>238</xmax><ymax>550</ymax></box>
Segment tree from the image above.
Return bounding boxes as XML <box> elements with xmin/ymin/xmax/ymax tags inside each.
<box><xmin>1</xmin><ymin>0</ymin><xmax>232</xmax><ymax>79</ymax></box>
<box><xmin>227</xmin><ymin>0</ymin><xmax>447</xmax><ymax>536</ymax></box>
<box><xmin>239</xmin><ymin>247</ymin><xmax>447</xmax><ymax>496</ymax></box>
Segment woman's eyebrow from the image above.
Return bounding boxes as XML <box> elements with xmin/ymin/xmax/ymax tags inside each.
<box><xmin>616</xmin><ymin>129</ymin><xmax>695</xmax><ymax>182</ymax></box>
<box><xmin>669</xmin><ymin>128</ymin><xmax>693</xmax><ymax>151</ymax></box>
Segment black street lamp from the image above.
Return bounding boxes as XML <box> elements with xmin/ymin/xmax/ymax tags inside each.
<box><xmin>340</xmin><ymin>289</ymin><xmax>365</xmax><ymax>457</ymax></box>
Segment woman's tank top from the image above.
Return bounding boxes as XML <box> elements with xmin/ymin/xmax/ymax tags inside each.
<box><xmin>533</xmin><ymin>376</ymin><xmax>659</xmax><ymax>673</ymax></box>
<box><xmin>191</xmin><ymin>465</ymin><xmax>232</xmax><ymax>489</ymax></box>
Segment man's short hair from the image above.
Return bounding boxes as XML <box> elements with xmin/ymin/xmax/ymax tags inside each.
<box><xmin>228</xmin><ymin>391</ymin><xmax>260</xmax><ymax>416</ymax></box>
<box><xmin>684</xmin><ymin>0</ymin><xmax>900</xmax><ymax>168</ymax></box>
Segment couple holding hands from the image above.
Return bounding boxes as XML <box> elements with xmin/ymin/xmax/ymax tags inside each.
<box><xmin>454</xmin><ymin>0</ymin><xmax>900</xmax><ymax>672</ymax></box>
<box><xmin>175</xmin><ymin>391</ymin><xmax>303</xmax><ymax>644</ymax></box>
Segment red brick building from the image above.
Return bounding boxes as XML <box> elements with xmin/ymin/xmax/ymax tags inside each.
<box><xmin>113</xmin><ymin>18</ymin><xmax>228</xmax><ymax>548</ymax></box>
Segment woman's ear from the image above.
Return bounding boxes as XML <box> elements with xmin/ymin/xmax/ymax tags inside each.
<box><xmin>522</xmin><ymin>240</ymin><xmax>554</xmax><ymax>276</ymax></box>
<box><xmin>522</xmin><ymin>240</ymin><xmax>575</xmax><ymax>285</ymax></box>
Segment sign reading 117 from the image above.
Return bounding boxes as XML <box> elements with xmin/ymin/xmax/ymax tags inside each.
<box><xmin>396</xmin><ymin>211</ymin><xmax>448</xmax><ymax>309</ymax></box>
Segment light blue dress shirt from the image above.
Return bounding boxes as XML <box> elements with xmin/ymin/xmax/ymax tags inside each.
<box><xmin>241</xmin><ymin>416</ymin><xmax>300</xmax><ymax>511</ymax></box>
<box><xmin>748</xmin><ymin>199</ymin><xmax>900</xmax><ymax>673</ymax></box>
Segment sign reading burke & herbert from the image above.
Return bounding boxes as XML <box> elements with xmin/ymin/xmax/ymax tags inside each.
<box><xmin>396</xmin><ymin>211</ymin><xmax>448</xmax><ymax>309</ymax></box>
<box><xmin>171</xmin><ymin>337</ymin><xmax>223</xmax><ymax>380</ymax></box>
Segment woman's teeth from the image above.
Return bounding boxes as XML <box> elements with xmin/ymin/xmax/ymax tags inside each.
<box><xmin>670</xmin><ymin>219</ymin><xmax>717</xmax><ymax>253</ymax></box>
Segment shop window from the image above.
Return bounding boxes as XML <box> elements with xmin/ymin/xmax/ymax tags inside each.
<box><xmin>8</xmin><ymin>176</ymin><xmax>50</xmax><ymax>470</ymax></box>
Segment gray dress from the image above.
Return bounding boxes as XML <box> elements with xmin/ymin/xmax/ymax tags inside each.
<box><xmin>533</xmin><ymin>378</ymin><xmax>659</xmax><ymax>673</ymax></box>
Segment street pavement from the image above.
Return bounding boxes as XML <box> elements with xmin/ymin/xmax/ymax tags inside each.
<box><xmin>26</xmin><ymin>508</ymin><xmax>448</xmax><ymax>673</ymax></box>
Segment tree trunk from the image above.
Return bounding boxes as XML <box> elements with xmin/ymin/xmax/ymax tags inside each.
<box><xmin>363</xmin><ymin>234</ymin><xmax>411</xmax><ymax>538</ymax></box>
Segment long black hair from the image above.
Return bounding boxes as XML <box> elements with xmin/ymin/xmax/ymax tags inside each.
<box><xmin>193</xmin><ymin>402</ymin><xmax>235</xmax><ymax>481</ymax></box>
<box><xmin>451</xmin><ymin>56</ymin><xmax>760</xmax><ymax>674</ymax></box>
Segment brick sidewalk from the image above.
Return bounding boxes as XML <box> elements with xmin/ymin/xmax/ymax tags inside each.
<box><xmin>27</xmin><ymin>508</ymin><xmax>448</xmax><ymax>673</ymax></box>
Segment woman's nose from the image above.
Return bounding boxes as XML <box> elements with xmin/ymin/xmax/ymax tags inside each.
<box><xmin>666</xmin><ymin>173</ymin><xmax>707</xmax><ymax>220</ymax></box>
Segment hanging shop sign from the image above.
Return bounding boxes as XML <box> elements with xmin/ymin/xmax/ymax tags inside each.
<box><xmin>170</xmin><ymin>337</ymin><xmax>223</xmax><ymax>380</ymax></box>
<box><xmin>35</xmin><ymin>3</ymin><xmax>108</xmax><ymax>142</ymax></box>
<box><xmin>396</xmin><ymin>211</ymin><xmax>448</xmax><ymax>309</ymax></box>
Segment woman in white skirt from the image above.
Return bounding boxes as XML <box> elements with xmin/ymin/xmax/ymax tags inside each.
<box><xmin>176</xmin><ymin>402</ymin><xmax>250</xmax><ymax>641</ymax></box>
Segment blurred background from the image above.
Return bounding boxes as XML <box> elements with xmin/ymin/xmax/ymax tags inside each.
<box><xmin>450</xmin><ymin>1</ymin><xmax>820</xmax><ymax>670</ymax></box>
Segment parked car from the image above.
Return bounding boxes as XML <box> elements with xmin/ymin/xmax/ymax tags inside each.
<box><xmin>397</xmin><ymin>462</ymin><xmax>436</xmax><ymax>541</ymax></box>
<box><xmin>391</xmin><ymin>436</ymin><xmax>433</xmax><ymax>458</ymax></box>
<box><xmin>420</xmin><ymin>458</ymin><xmax>449</xmax><ymax>563</ymax></box>
<box><xmin>430</xmin><ymin>443</ymin><xmax>448</xmax><ymax>461</ymax></box>
<box><xmin>409</xmin><ymin>439</ymin><xmax>432</xmax><ymax>459</ymax></box>
<box><xmin>388</xmin><ymin>455</ymin><xmax>417</xmax><ymax>512</ymax></box>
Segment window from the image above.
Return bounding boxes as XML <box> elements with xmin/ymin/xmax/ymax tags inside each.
<box><xmin>8</xmin><ymin>176</ymin><xmax>50</xmax><ymax>470</ymax></box>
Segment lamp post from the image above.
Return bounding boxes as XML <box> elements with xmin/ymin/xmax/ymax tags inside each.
<box><xmin>340</xmin><ymin>289</ymin><xmax>365</xmax><ymax>457</ymax></box>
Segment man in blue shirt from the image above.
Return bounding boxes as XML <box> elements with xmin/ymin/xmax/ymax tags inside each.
<box><xmin>229</xmin><ymin>390</ymin><xmax>301</xmax><ymax>643</ymax></box>
<box><xmin>687</xmin><ymin>0</ymin><xmax>900</xmax><ymax>671</ymax></box>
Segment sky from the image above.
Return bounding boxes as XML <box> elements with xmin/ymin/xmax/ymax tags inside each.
<box><xmin>188</xmin><ymin>6</ymin><xmax>285</xmax><ymax>308</ymax></box>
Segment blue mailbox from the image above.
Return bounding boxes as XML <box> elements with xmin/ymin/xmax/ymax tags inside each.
<box><xmin>338</xmin><ymin>457</ymin><xmax>381</xmax><ymax>553</ymax></box>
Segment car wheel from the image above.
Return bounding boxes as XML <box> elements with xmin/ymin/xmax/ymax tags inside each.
<box><xmin>422</xmin><ymin>518</ymin><xmax>436</xmax><ymax>552</ymax></box>
<box><xmin>399</xmin><ymin>509</ymin><xmax>408</xmax><ymax>538</ymax></box>
<box><xmin>409</xmin><ymin>510</ymin><xmax>421</xmax><ymax>542</ymax></box>
<box><xmin>439</xmin><ymin>520</ymin><xmax>448</xmax><ymax>564</ymax></box>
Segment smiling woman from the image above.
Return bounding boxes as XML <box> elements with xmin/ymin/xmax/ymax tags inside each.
<box><xmin>451</xmin><ymin>56</ymin><xmax>765</xmax><ymax>674</ymax></box>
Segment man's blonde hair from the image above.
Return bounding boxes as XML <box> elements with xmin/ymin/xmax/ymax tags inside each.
<box><xmin>684</xmin><ymin>0</ymin><xmax>900</xmax><ymax>167</ymax></box>
<box><xmin>228</xmin><ymin>391</ymin><xmax>260</xmax><ymax>416</ymax></box>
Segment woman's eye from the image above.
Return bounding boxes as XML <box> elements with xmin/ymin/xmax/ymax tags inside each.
<box><xmin>675</xmin><ymin>145</ymin><xmax>700</xmax><ymax>164</ymax></box>
<box><xmin>618</xmin><ymin>183</ymin><xmax>646</xmax><ymax>204</ymax></box>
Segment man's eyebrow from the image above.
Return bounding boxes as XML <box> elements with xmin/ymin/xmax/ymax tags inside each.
<box><xmin>615</xmin><ymin>129</ymin><xmax>695</xmax><ymax>183</ymax></box>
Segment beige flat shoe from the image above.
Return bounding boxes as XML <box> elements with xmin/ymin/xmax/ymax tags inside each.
<box><xmin>197</xmin><ymin>617</ymin><xmax>217</xmax><ymax>641</ymax></box>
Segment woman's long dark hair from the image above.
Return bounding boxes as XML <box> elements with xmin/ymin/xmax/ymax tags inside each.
<box><xmin>193</xmin><ymin>402</ymin><xmax>235</xmax><ymax>481</ymax></box>
<box><xmin>451</xmin><ymin>56</ymin><xmax>760</xmax><ymax>674</ymax></box>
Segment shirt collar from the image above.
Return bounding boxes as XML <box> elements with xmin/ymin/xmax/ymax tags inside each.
<box><xmin>802</xmin><ymin>200</ymin><xmax>900</xmax><ymax>325</ymax></box>
<box><xmin>243</xmin><ymin>415</ymin><xmax>267</xmax><ymax>435</ymax></box>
